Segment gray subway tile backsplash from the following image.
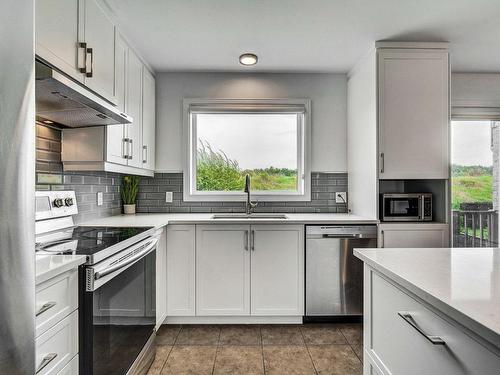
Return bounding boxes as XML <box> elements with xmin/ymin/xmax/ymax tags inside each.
<box><xmin>135</xmin><ymin>172</ymin><xmax>348</xmax><ymax>214</ymax></box>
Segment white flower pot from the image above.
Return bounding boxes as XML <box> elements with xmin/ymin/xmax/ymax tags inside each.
<box><xmin>123</xmin><ymin>204</ymin><xmax>136</xmax><ymax>214</ymax></box>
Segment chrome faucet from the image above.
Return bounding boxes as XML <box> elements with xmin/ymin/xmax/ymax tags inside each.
<box><xmin>244</xmin><ymin>174</ymin><xmax>258</xmax><ymax>215</ymax></box>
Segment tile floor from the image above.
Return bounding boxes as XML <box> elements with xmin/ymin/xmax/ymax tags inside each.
<box><xmin>147</xmin><ymin>323</ymin><xmax>363</xmax><ymax>375</ymax></box>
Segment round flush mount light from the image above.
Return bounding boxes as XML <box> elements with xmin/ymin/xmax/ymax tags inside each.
<box><xmin>239</xmin><ymin>53</ymin><xmax>258</xmax><ymax>66</ymax></box>
<box><xmin>42</xmin><ymin>120</ymin><xmax>54</xmax><ymax>124</ymax></box>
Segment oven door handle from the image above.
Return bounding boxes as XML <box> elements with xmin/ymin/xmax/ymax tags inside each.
<box><xmin>94</xmin><ymin>238</ymin><xmax>158</xmax><ymax>280</ymax></box>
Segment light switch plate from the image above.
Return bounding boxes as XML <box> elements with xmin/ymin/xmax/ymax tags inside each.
<box><xmin>97</xmin><ymin>192</ymin><xmax>103</xmax><ymax>206</ymax></box>
<box><xmin>165</xmin><ymin>191</ymin><xmax>173</xmax><ymax>203</ymax></box>
<box><xmin>335</xmin><ymin>192</ymin><xmax>347</xmax><ymax>204</ymax></box>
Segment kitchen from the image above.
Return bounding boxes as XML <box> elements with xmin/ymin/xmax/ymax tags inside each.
<box><xmin>1</xmin><ymin>1</ymin><xmax>500</xmax><ymax>375</ymax></box>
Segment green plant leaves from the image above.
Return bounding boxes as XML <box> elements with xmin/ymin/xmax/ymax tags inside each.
<box><xmin>121</xmin><ymin>175</ymin><xmax>141</xmax><ymax>204</ymax></box>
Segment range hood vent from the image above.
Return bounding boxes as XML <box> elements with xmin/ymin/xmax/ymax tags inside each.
<box><xmin>35</xmin><ymin>61</ymin><xmax>132</xmax><ymax>127</ymax></box>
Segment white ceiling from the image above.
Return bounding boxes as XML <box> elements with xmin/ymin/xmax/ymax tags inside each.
<box><xmin>103</xmin><ymin>0</ymin><xmax>500</xmax><ymax>73</ymax></box>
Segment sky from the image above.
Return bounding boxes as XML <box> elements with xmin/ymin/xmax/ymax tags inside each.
<box><xmin>196</xmin><ymin>113</ymin><xmax>298</xmax><ymax>170</ymax></box>
<box><xmin>451</xmin><ymin>121</ymin><xmax>493</xmax><ymax>166</ymax></box>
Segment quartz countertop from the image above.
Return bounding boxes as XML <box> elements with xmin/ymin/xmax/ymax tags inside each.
<box><xmin>36</xmin><ymin>254</ymin><xmax>87</xmax><ymax>285</ymax></box>
<box><xmin>81</xmin><ymin>213</ymin><xmax>378</xmax><ymax>229</ymax></box>
<box><xmin>354</xmin><ymin>247</ymin><xmax>500</xmax><ymax>349</ymax></box>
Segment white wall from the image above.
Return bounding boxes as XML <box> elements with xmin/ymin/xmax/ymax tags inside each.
<box><xmin>155</xmin><ymin>72</ymin><xmax>347</xmax><ymax>172</ymax></box>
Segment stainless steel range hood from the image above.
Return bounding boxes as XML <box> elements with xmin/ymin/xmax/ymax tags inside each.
<box><xmin>35</xmin><ymin>61</ymin><xmax>132</xmax><ymax>127</ymax></box>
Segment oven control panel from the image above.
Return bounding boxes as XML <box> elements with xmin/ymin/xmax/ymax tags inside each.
<box><xmin>35</xmin><ymin>191</ymin><xmax>78</xmax><ymax>221</ymax></box>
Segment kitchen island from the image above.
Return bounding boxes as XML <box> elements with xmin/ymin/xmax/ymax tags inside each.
<box><xmin>354</xmin><ymin>247</ymin><xmax>500</xmax><ymax>375</ymax></box>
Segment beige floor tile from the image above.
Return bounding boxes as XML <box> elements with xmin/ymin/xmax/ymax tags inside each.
<box><xmin>301</xmin><ymin>324</ymin><xmax>347</xmax><ymax>345</ymax></box>
<box><xmin>308</xmin><ymin>345</ymin><xmax>362</xmax><ymax>375</ymax></box>
<box><xmin>147</xmin><ymin>346</ymin><xmax>172</xmax><ymax>375</ymax></box>
<box><xmin>263</xmin><ymin>346</ymin><xmax>316</xmax><ymax>375</ymax></box>
<box><xmin>175</xmin><ymin>325</ymin><xmax>221</xmax><ymax>345</ymax></box>
<box><xmin>161</xmin><ymin>346</ymin><xmax>217</xmax><ymax>375</ymax></box>
<box><xmin>213</xmin><ymin>346</ymin><xmax>264</xmax><ymax>375</ymax></box>
<box><xmin>156</xmin><ymin>325</ymin><xmax>182</xmax><ymax>345</ymax></box>
<box><xmin>352</xmin><ymin>344</ymin><xmax>363</xmax><ymax>362</ymax></box>
<box><xmin>219</xmin><ymin>325</ymin><xmax>261</xmax><ymax>346</ymax></box>
<box><xmin>261</xmin><ymin>325</ymin><xmax>304</xmax><ymax>345</ymax></box>
<box><xmin>339</xmin><ymin>324</ymin><xmax>363</xmax><ymax>345</ymax></box>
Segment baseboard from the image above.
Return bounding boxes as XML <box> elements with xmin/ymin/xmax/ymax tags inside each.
<box><xmin>164</xmin><ymin>316</ymin><xmax>303</xmax><ymax>324</ymax></box>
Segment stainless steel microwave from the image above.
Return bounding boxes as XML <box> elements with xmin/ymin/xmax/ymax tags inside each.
<box><xmin>381</xmin><ymin>193</ymin><xmax>432</xmax><ymax>222</ymax></box>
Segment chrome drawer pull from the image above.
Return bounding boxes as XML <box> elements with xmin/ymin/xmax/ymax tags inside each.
<box><xmin>35</xmin><ymin>302</ymin><xmax>56</xmax><ymax>317</ymax></box>
<box><xmin>36</xmin><ymin>353</ymin><xmax>57</xmax><ymax>374</ymax></box>
<box><xmin>398</xmin><ymin>312</ymin><xmax>446</xmax><ymax>345</ymax></box>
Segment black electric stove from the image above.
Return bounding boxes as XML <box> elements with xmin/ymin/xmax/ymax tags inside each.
<box><xmin>36</xmin><ymin>226</ymin><xmax>155</xmax><ymax>264</ymax></box>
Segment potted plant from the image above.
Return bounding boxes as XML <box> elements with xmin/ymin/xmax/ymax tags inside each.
<box><xmin>121</xmin><ymin>175</ymin><xmax>141</xmax><ymax>214</ymax></box>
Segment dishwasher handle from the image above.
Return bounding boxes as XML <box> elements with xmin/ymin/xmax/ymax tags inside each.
<box><xmin>321</xmin><ymin>234</ymin><xmax>362</xmax><ymax>239</ymax></box>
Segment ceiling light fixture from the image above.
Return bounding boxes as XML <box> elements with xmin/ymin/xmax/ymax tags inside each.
<box><xmin>239</xmin><ymin>53</ymin><xmax>258</xmax><ymax>66</ymax></box>
<box><xmin>42</xmin><ymin>120</ymin><xmax>54</xmax><ymax>124</ymax></box>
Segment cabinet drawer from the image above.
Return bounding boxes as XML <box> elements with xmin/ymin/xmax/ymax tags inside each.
<box><xmin>36</xmin><ymin>269</ymin><xmax>78</xmax><ymax>337</ymax></box>
<box><xmin>35</xmin><ymin>311</ymin><xmax>78</xmax><ymax>375</ymax></box>
<box><xmin>370</xmin><ymin>272</ymin><xmax>500</xmax><ymax>374</ymax></box>
<box><xmin>57</xmin><ymin>354</ymin><xmax>78</xmax><ymax>375</ymax></box>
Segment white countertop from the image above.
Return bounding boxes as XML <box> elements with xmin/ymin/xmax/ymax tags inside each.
<box><xmin>36</xmin><ymin>254</ymin><xmax>87</xmax><ymax>285</ymax></box>
<box><xmin>81</xmin><ymin>213</ymin><xmax>378</xmax><ymax>229</ymax></box>
<box><xmin>354</xmin><ymin>247</ymin><xmax>500</xmax><ymax>349</ymax></box>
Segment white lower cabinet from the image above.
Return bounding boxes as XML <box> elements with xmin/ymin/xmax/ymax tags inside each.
<box><xmin>35</xmin><ymin>311</ymin><xmax>78</xmax><ymax>375</ymax></box>
<box><xmin>196</xmin><ymin>225</ymin><xmax>250</xmax><ymax>316</ymax></box>
<box><xmin>364</xmin><ymin>267</ymin><xmax>500</xmax><ymax>375</ymax></box>
<box><xmin>166</xmin><ymin>225</ymin><xmax>196</xmax><ymax>316</ymax></box>
<box><xmin>166</xmin><ymin>224</ymin><xmax>304</xmax><ymax>319</ymax></box>
<box><xmin>378</xmin><ymin>223</ymin><xmax>449</xmax><ymax>248</ymax></box>
<box><xmin>251</xmin><ymin>225</ymin><xmax>304</xmax><ymax>316</ymax></box>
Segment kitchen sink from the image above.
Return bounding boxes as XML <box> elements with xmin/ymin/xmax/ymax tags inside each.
<box><xmin>211</xmin><ymin>213</ymin><xmax>289</xmax><ymax>220</ymax></box>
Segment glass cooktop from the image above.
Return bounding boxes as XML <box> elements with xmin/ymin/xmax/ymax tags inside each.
<box><xmin>35</xmin><ymin>226</ymin><xmax>153</xmax><ymax>256</ymax></box>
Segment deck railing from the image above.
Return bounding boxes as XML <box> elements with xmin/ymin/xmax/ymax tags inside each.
<box><xmin>452</xmin><ymin>210</ymin><xmax>498</xmax><ymax>247</ymax></box>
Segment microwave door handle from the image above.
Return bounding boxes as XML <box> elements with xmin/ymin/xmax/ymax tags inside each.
<box><xmin>420</xmin><ymin>196</ymin><xmax>425</xmax><ymax>220</ymax></box>
<box><xmin>94</xmin><ymin>238</ymin><xmax>158</xmax><ymax>280</ymax></box>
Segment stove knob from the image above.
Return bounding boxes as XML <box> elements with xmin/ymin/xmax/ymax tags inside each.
<box><xmin>53</xmin><ymin>198</ymin><xmax>64</xmax><ymax>208</ymax></box>
<box><xmin>65</xmin><ymin>197</ymin><xmax>74</xmax><ymax>207</ymax></box>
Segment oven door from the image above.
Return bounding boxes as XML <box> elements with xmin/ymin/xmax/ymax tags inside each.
<box><xmin>383</xmin><ymin>195</ymin><xmax>421</xmax><ymax>221</ymax></box>
<box><xmin>80</xmin><ymin>238</ymin><xmax>157</xmax><ymax>375</ymax></box>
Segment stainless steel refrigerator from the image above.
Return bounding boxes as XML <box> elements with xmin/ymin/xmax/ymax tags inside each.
<box><xmin>0</xmin><ymin>0</ymin><xmax>35</xmax><ymax>374</ymax></box>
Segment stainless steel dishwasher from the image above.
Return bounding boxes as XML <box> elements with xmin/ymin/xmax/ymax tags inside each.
<box><xmin>305</xmin><ymin>225</ymin><xmax>377</xmax><ymax>321</ymax></box>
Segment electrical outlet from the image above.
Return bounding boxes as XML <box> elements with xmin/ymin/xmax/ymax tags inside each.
<box><xmin>165</xmin><ymin>191</ymin><xmax>173</xmax><ymax>203</ymax></box>
<box><xmin>336</xmin><ymin>192</ymin><xmax>347</xmax><ymax>204</ymax></box>
<box><xmin>97</xmin><ymin>192</ymin><xmax>103</xmax><ymax>206</ymax></box>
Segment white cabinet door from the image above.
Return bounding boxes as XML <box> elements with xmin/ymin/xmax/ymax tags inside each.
<box><xmin>196</xmin><ymin>225</ymin><xmax>250</xmax><ymax>316</ymax></box>
<box><xmin>82</xmin><ymin>0</ymin><xmax>117</xmax><ymax>104</ymax></box>
<box><xmin>142</xmin><ymin>68</ymin><xmax>156</xmax><ymax>171</ymax></box>
<box><xmin>250</xmin><ymin>225</ymin><xmax>304</xmax><ymax>316</ymax></box>
<box><xmin>105</xmin><ymin>32</ymin><xmax>128</xmax><ymax>165</ymax></box>
<box><xmin>166</xmin><ymin>225</ymin><xmax>195</xmax><ymax>316</ymax></box>
<box><xmin>36</xmin><ymin>0</ymin><xmax>84</xmax><ymax>82</ymax></box>
<box><xmin>378</xmin><ymin>49</ymin><xmax>449</xmax><ymax>179</ymax></box>
<box><xmin>156</xmin><ymin>229</ymin><xmax>167</xmax><ymax>328</ymax></box>
<box><xmin>379</xmin><ymin>223</ymin><xmax>450</xmax><ymax>248</ymax></box>
<box><xmin>125</xmin><ymin>50</ymin><xmax>144</xmax><ymax>168</ymax></box>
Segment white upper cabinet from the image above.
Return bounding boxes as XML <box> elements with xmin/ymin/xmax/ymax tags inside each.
<box><xmin>82</xmin><ymin>0</ymin><xmax>117</xmax><ymax>104</ymax></box>
<box><xmin>196</xmin><ymin>225</ymin><xmax>250</xmax><ymax>316</ymax></box>
<box><xmin>125</xmin><ymin>50</ymin><xmax>144</xmax><ymax>168</ymax></box>
<box><xmin>36</xmin><ymin>0</ymin><xmax>118</xmax><ymax>104</ymax></box>
<box><xmin>36</xmin><ymin>0</ymin><xmax>83</xmax><ymax>82</ymax></box>
<box><xmin>250</xmin><ymin>225</ymin><xmax>304</xmax><ymax>316</ymax></box>
<box><xmin>105</xmin><ymin>32</ymin><xmax>128</xmax><ymax>166</ymax></box>
<box><xmin>378</xmin><ymin>49</ymin><xmax>449</xmax><ymax>179</ymax></box>
<box><xmin>142</xmin><ymin>68</ymin><xmax>156</xmax><ymax>171</ymax></box>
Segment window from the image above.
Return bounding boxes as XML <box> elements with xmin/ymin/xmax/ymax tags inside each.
<box><xmin>183</xmin><ymin>99</ymin><xmax>311</xmax><ymax>201</ymax></box>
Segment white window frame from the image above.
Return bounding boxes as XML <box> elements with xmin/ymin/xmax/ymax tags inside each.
<box><xmin>183</xmin><ymin>98</ymin><xmax>311</xmax><ymax>202</ymax></box>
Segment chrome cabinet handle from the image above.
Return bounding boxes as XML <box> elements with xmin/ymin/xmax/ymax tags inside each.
<box><xmin>250</xmin><ymin>230</ymin><xmax>255</xmax><ymax>251</ymax></box>
<box><xmin>78</xmin><ymin>42</ymin><xmax>88</xmax><ymax>74</ymax></box>
<box><xmin>244</xmin><ymin>230</ymin><xmax>249</xmax><ymax>251</ymax></box>
<box><xmin>380</xmin><ymin>230</ymin><xmax>384</xmax><ymax>248</ymax></box>
<box><xmin>380</xmin><ymin>152</ymin><xmax>385</xmax><ymax>174</ymax></box>
<box><xmin>129</xmin><ymin>139</ymin><xmax>133</xmax><ymax>159</ymax></box>
<box><xmin>36</xmin><ymin>353</ymin><xmax>57</xmax><ymax>374</ymax></box>
<box><xmin>398</xmin><ymin>312</ymin><xmax>446</xmax><ymax>345</ymax></box>
<box><xmin>35</xmin><ymin>302</ymin><xmax>56</xmax><ymax>317</ymax></box>
<box><xmin>143</xmin><ymin>145</ymin><xmax>147</xmax><ymax>163</ymax></box>
<box><xmin>122</xmin><ymin>138</ymin><xmax>129</xmax><ymax>159</ymax></box>
<box><xmin>86</xmin><ymin>47</ymin><xmax>93</xmax><ymax>77</ymax></box>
